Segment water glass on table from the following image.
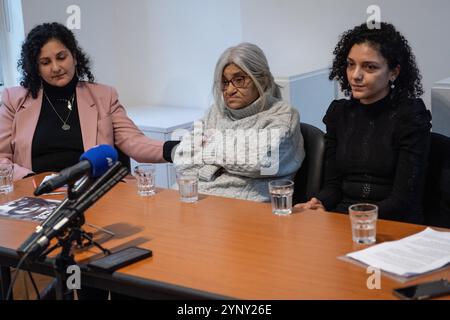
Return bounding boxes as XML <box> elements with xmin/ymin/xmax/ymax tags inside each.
<box><xmin>0</xmin><ymin>163</ymin><xmax>14</xmax><ymax>194</ymax></box>
<box><xmin>176</xmin><ymin>170</ymin><xmax>199</xmax><ymax>203</ymax></box>
<box><xmin>268</xmin><ymin>179</ymin><xmax>294</xmax><ymax>215</ymax></box>
<box><xmin>349</xmin><ymin>203</ymin><xmax>378</xmax><ymax>244</ymax></box>
<box><xmin>133</xmin><ymin>164</ymin><xmax>156</xmax><ymax>196</ymax></box>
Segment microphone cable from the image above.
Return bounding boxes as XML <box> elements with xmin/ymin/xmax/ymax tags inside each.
<box><xmin>26</xmin><ymin>270</ymin><xmax>41</xmax><ymax>300</ymax></box>
<box><xmin>6</xmin><ymin>254</ymin><xmax>43</xmax><ymax>300</ymax></box>
<box><xmin>6</xmin><ymin>251</ymin><xmax>31</xmax><ymax>300</ymax></box>
<box><xmin>10</xmin><ymin>162</ymin><xmax>129</xmax><ymax>299</ymax></box>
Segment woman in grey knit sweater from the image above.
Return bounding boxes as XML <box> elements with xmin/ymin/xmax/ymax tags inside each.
<box><xmin>174</xmin><ymin>43</ymin><xmax>304</xmax><ymax>202</ymax></box>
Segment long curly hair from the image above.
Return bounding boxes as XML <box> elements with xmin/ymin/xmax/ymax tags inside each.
<box><xmin>329</xmin><ymin>22</ymin><xmax>423</xmax><ymax>103</ymax></box>
<box><xmin>18</xmin><ymin>22</ymin><xmax>95</xmax><ymax>98</ymax></box>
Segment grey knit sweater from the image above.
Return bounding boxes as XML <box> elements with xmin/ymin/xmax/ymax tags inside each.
<box><xmin>174</xmin><ymin>93</ymin><xmax>304</xmax><ymax>202</ymax></box>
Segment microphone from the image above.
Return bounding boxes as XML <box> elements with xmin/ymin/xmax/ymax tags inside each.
<box><xmin>20</xmin><ymin>162</ymin><xmax>128</xmax><ymax>259</ymax></box>
<box><xmin>17</xmin><ymin>176</ymin><xmax>94</xmax><ymax>255</ymax></box>
<box><xmin>34</xmin><ymin>145</ymin><xmax>118</xmax><ymax>196</ymax></box>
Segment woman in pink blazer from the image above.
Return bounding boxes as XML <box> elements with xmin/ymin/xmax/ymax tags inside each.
<box><xmin>0</xmin><ymin>22</ymin><xmax>175</xmax><ymax>180</ymax></box>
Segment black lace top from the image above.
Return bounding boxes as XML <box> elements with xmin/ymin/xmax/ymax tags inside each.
<box><xmin>315</xmin><ymin>95</ymin><xmax>432</xmax><ymax>223</ymax></box>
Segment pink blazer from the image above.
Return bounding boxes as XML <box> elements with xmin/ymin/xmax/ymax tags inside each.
<box><xmin>0</xmin><ymin>82</ymin><xmax>164</xmax><ymax>180</ymax></box>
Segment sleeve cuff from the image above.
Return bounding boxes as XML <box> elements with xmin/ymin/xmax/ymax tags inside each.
<box><xmin>163</xmin><ymin>140</ymin><xmax>181</xmax><ymax>163</ymax></box>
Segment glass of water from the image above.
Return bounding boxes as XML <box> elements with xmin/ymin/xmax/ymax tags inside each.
<box><xmin>133</xmin><ymin>164</ymin><xmax>156</xmax><ymax>196</ymax></box>
<box><xmin>0</xmin><ymin>163</ymin><xmax>14</xmax><ymax>194</ymax></box>
<box><xmin>176</xmin><ymin>170</ymin><xmax>199</xmax><ymax>203</ymax></box>
<box><xmin>349</xmin><ymin>203</ymin><xmax>378</xmax><ymax>244</ymax></box>
<box><xmin>268</xmin><ymin>180</ymin><xmax>294</xmax><ymax>215</ymax></box>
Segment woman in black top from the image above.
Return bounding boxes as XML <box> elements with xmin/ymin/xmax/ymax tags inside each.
<box><xmin>296</xmin><ymin>22</ymin><xmax>431</xmax><ymax>224</ymax></box>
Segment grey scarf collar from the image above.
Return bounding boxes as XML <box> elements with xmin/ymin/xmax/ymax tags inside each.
<box><xmin>225</xmin><ymin>93</ymin><xmax>278</xmax><ymax>120</ymax></box>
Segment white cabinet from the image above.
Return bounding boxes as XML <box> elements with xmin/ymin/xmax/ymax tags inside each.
<box><xmin>126</xmin><ymin>105</ymin><xmax>205</xmax><ymax>188</ymax></box>
<box><xmin>275</xmin><ymin>68</ymin><xmax>337</xmax><ymax>131</ymax></box>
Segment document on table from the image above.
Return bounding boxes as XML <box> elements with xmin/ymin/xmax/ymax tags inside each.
<box><xmin>345</xmin><ymin>228</ymin><xmax>450</xmax><ymax>278</ymax></box>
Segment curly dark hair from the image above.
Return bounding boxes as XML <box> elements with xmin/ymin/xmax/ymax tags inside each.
<box><xmin>18</xmin><ymin>22</ymin><xmax>95</xmax><ymax>98</ymax></box>
<box><xmin>329</xmin><ymin>22</ymin><xmax>423</xmax><ymax>103</ymax></box>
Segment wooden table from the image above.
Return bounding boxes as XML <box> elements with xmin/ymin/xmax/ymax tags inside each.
<box><xmin>0</xmin><ymin>175</ymin><xmax>449</xmax><ymax>300</ymax></box>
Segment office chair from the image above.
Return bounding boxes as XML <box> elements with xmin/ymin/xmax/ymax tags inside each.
<box><xmin>293</xmin><ymin>122</ymin><xmax>325</xmax><ymax>204</ymax></box>
<box><xmin>423</xmin><ymin>132</ymin><xmax>450</xmax><ymax>228</ymax></box>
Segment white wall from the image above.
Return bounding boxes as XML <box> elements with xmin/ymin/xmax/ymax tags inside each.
<box><xmin>22</xmin><ymin>0</ymin><xmax>121</xmax><ymax>89</ymax></box>
<box><xmin>111</xmin><ymin>0</ymin><xmax>242</xmax><ymax>108</ymax></box>
<box><xmin>21</xmin><ymin>0</ymin><xmax>242</xmax><ymax>109</ymax></box>
<box><xmin>240</xmin><ymin>0</ymin><xmax>450</xmax><ymax>108</ymax></box>
<box><xmin>19</xmin><ymin>0</ymin><xmax>450</xmax><ymax>110</ymax></box>
<box><xmin>0</xmin><ymin>0</ymin><xmax>25</xmax><ymax>87</ymax></box>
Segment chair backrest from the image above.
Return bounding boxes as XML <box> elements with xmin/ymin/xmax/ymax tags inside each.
<box><xmin>116</xmin><ymin>146</ymin><xmax>131</xmax><ymax>173</ymax></box>
<box><xmin>293</xmin><ymin>122</ymin><xmax>325</xmax><ymax>204</ymax></box>
<box><xmin>423</xmin><ymin>132</ymin><xmax>450</xmax><ymax>228</ymax></box>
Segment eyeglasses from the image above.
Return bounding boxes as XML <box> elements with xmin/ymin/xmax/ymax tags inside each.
<box><xmin>220</xmin><ymin>75</ymin><xmax>250</xmax><ymax>91</ymax></box>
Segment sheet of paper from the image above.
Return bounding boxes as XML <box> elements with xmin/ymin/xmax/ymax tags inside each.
<box><xmin>0</xmin><ymin>197</ymin><xmax>61</xmax><ymax>222</ymax></box>
<box><xmin>346</xmin><ymin>228</ymin><xmax>450</xmax><ymax>277</ymax></box>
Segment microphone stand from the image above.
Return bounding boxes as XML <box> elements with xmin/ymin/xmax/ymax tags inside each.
<box><xmin>44</xmin><ymin>207</ymin><xmax>84</xmax><ymax>300</ymax></box>
<box><xmin>39</xmin><ymin>207</ymin><xmax>111</xmax><ymax>300</ymax></box>
<box><xmin>17</xmin><ymin>176</ymin><xmax>94</xmax><ymax>255</ymax></box>
<box><xmin>40</xmin><ymin>210</ymin><xmax>112</xmax><ymax>259</ymax></box>
<box><xmin>21</xmin><ymin>162</ymin><xmax>129</xmax><ymax>300</ymax></box>
<box><xmin>67</xmin><ymin>175</ymin><xmax>115</xmax><ymax>249</ymax></box>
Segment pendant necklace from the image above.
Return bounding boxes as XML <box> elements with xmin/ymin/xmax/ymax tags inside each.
<box><xmin>44</xmin><ymin>92</ymin><xmax>74</xmax><ymax>131</ymax></box>
<box><xmin>56</xmin><ymin>97</ymin><xmax>74</xmax><ymax>111</ymax></box>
